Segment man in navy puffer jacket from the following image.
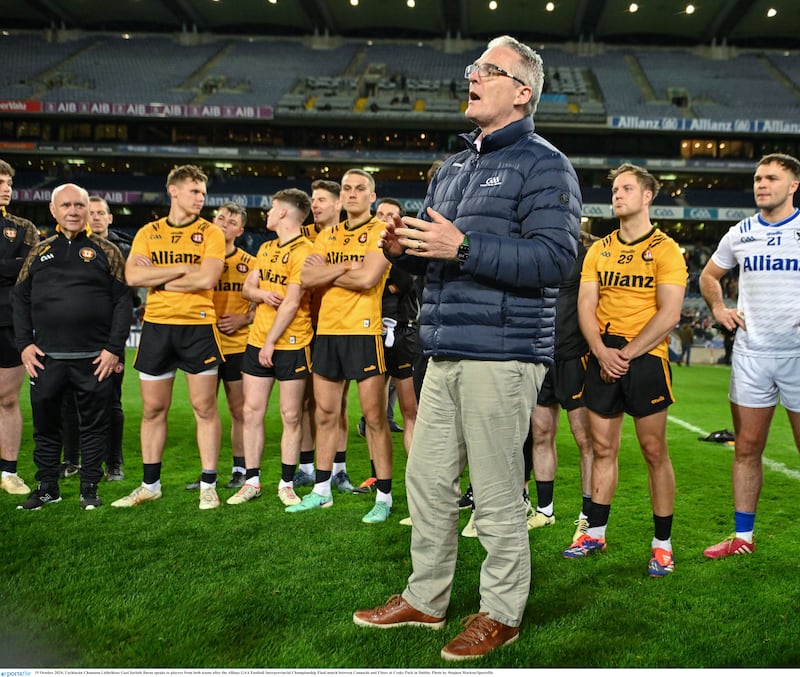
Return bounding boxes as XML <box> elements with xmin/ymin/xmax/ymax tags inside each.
<box><xmin>354</xmin><ymin>35</ymin><xmax>581</xmax><ymax>661</ymax></box>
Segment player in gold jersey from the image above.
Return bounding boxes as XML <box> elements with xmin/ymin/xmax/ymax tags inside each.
<box><xmin>0</xmin><ymin>159</ymin><xmax>39</xmax><ymax>496</ymax></box>
<box><xmin>185</xmin><ymin>202</ymin><xmax>254</xmax><ymax>492</ymax></box>
<box><xmin>562</xmin><ymin>163</ymin><xmax>687</xmax><ymax>577</ymax></box>
<box><xmin>293</xmin><ymin>180</ymin><xmax>355</xmax><ymax>493</ymax></box>
<box><xmin>112</xmin><ymin>165</ymin><xmax>226</xmax><ymax>511</ymax></box>
<box><xmin>227</xmin><ymin>188</ymin><xmax>314</xmax><ymax>508</ymax></box>
<box><xmin>293</xmin><ymin>169</ymin><xmax>393</xmax><ymax>523</ymax></box>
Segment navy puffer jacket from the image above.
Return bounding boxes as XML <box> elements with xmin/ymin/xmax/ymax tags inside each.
<box><xmin>392</xmin><ymin>116</ymin><xmax>581</xmax><ymax>364</ymax></box>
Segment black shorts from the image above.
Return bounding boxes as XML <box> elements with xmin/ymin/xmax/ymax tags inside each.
<box><xmin>583</xmin><ymin>351</ymin><xmax>675</xmax><ymax>418</ymax></box>
<box><xmin>0</xmin><ymin>326</ymin><xmax>22</xmax><ymax>368</ymax></box>
<box><xmin>241</xmin><ymin>343</ymin><xmax>311</xmax><ymax>381</ymax></box>
<box><xmin>385</xmin><ymin>325</ymin><xmax>421</xmax><ymax>379</ymax></box>
<box><xmin>537</xmin><ymin>354</ymin><xmax>588</xmax><ymax>410</ymax></box>
<box><xmin>219</xmin><ymin>351</ymin><xmax>244</xmax><ymax>382</ymax></box>
<box><xmin>134</xmin><ymin>322</ymin><xmax>223</xmax><ymax>376</ymax></box>
<box><xmin>312</xmin><ymin>334</ymin><xmax>385</xmax><ymax>382</ymax></box>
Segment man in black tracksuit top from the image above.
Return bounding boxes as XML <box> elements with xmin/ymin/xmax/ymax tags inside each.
<box><xmin>13</xmin><ymin>183</ymin><xmax>131</xmax><ymax>510</ymax></box>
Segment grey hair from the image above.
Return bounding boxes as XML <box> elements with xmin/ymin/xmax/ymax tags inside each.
<box><xmin>486</xmin><ymin>35</ymin><xmax>544</xmax><ymax>115</ymax></box>
<box><xmin>51</xmin><ymin>183</ymin><xmax>90</xmax><ymax>206</ymax></box>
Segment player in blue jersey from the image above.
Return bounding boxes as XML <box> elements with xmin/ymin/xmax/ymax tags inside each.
<box><xmin>699</xmin><ymin>153</ymin><xmax>800</xmax><ymax>559</ymax></box>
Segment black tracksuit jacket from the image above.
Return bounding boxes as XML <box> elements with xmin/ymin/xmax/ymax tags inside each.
<box><xmin>13</xmin><ymin>226</ymin><xmax>131</xmax><ymax>358</ymax></box>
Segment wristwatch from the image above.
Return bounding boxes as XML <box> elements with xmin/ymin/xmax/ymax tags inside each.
<box><xmin>456</xmin><ymin>235</ymin><xmax>470</xmax><ymax>265</ymax></box>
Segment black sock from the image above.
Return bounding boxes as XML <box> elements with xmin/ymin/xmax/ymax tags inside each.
<box><xmin>299</xmin><ymin>450</ymin><xmax>314</xmax><ymax>465</ymax></box>
<box><xmin>232</xmin><ymin>456</ymin><xmax>245</xmax><ymax>470</ymax></box>
<box><xmin>316</xmin><ymin>468</ymin><xmax>332</xmax><ymax>483</ymax></box>
<box><xmin>334</xmin><ymin>450</ymin><xmax>346</xmax><ymax>464</ymax></box>
<box><xmin>201</xmin><ymin>470</ymin><xmax>217</xmax><ymax>485</ymax></box>
<box><xmin>581</xmin><ymin>493</ymin><xmax>592</xmax><ymax>517</ymax></box>
<box><xmin>0</xmin><ymin>459</ymin><xmax>16</xmax><ymax>474</ymax></box>
<box><xmin>281</xmin><ymin>463</ymin><xmax>295</xmax><ymax>483</ymax></box>
<box><xmin>376</xmin><ymin>479</ymin><xmax>392</xmax><ymax>494</ymax></box>
<box><xmin>654</xmin><ymin>513</ymin><xmax>673</xmax><ymax>541</ymax></box>
<box><xmin>143</xmin><ymin>462</ymin><xmax>162</xmax><ymax>485</ymax></box>
<box><xmin>588</xmin><ymin>502</ymin><xmax>611</xmax><ymax>529</ymax></box>
<box><xmin>535</xmin><ymin>480</ymin><xmax>554</xmax><ymax>509</ymax></box>
<box><xmin>245</xmin><ymin>468</ymin><xmax>260</xmax><ymax>481</ymax></box>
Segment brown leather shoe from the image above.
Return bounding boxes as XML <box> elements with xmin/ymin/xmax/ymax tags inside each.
<box><xmin>353</xmin><ymin>594</ymin><xmax>446</xmax><ymax>629</ymax></box>
<box><xmin>440</xmin><ymin>612</ymin><xmax>519</xmax><ymax>661</ymax></box>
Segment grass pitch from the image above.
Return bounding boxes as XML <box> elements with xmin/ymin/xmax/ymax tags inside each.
<box><xmin>2</xmin><ymin>357</ymin><xmax>799</xmax><ymax>668</ymax></box>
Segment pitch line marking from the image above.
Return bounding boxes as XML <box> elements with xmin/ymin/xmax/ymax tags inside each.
<box><xmin>668</xmin><ymin>415</ymin><xmax>800</xmax><ymax>482</ymax></box>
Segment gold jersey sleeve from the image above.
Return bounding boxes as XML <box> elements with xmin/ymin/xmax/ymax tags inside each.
<box><xmin>300</xmin><ymin>222</ymin><xmax>326</xmax><ymax>242</ymax></box>
<box><xmin>131</xmin><ymin>216</ymin><xmax>226</xmax><ymax>325</ymax></box>
<box><xmin>214</xmin><ymin>247</ymin><xmax>254</xmax><ymax>355</ymax></box>
<box><xmin>247</xmin><ymin>235</ymin><xmax>314</xmax><ymax>350</ymax></box>
<box><xmin>312</xmin><ymin>216</ymin><xmax>389</xmax><ymax>336</ymax></box>
<box><xmin>581</xmin><ymin>227</ymin><xmax>687</xmax><ymax>359</ymax></box>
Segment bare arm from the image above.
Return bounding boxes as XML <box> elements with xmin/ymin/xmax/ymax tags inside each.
<box><xmin>242</xmin><ymin>269</ymin><xmax>285</xmax><ymax>307</ymax></box>
<box><xmin>163</xmin><ymin>258</ymin><xmax>224</xmax><ymax>292</ymax></box>
<box><xmin>125</xmin><ymin>254</ymin><xmax>192</xmax><ymax>288</ymax></box>
<box><xmin>300</xmin><ymin>253</ymin><xmax>355</xmax><ymax>289</ymax></box>
<box><xmin>700</xmin><ymin>259</ymin><xmax>745</xmax><ymax>333</ymax></box>
<box><xmin>259</xmin><ymin>283</ymin><xmax>304</xmax><ymax>367</ymax></box>
<box><xmin>620</xmin><ymin>284</ymin><xmax>685</xmax><ymax>360</ymax></box>
<box><xmin>578</xmin><ymin>281</ymin><xmax>630</xmax><ymax>381</ymax></box>
<box><xmin>332</xmin><ymin>250</ymin><xmax>389</xmax><ymax>291</ymax></box>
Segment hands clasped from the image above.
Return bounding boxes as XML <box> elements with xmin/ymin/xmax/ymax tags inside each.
<box><xmin>379</xmin><ymin>207</ymin><xmax>464</xmax><ymax>261</ymax></box>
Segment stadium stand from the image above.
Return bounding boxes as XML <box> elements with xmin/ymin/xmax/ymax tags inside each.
<box><xmin>634</xmin><ymin>49</ymin><xmax>800</xmax><ymax>120</ymax></box>
<box><xmin>1</xmin><ymin>34</ymin><xmax>96</xmax><ymax>99</ymax></box>
<box><xmin>34</xmin><ymin>36</ymin><xmax>222</xmax><ymax>104</ymax></box>
<box><xmin>5</xmin><ymin>34</ymin><xmax>800</xmax><ymax>127</ymax></box>
<box><xmin>197</xmin><ymin>39</ymin><xmax>360</xmax><ymax>108</ymax></box>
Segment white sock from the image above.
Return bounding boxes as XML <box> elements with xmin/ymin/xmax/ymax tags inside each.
<box><xmin>246</xmin><ymin>476</ymin><xmax>261</xmax><ymax>488</ymax></box>
<box><xmin>652</xmin><ymin>537</ymin><xmax>672</xmax><ymax>551</ymax></box>
<box><xmin>587</xmin><ymin>525</ymin><xmax>607</xmax><ymax>539</ymax></box>
<box><xmin>735</xmin><ymin>531</ymin><xmax>754</xmax><ymax>543</ymax></box>
<box><xmin>538</xmin><ymin>502</ymin><xmax>554</xmax><ymax>517</ymax></box>
<box><xmin>278</xmin><ymin>479</ymin><xmax>292</xmax><ymax>490</ymax></box>
<box><xmin>299</xmin><ymin>463</ymin><xmax>314</xmax><ymax>475</ymax></box>
<box><xmin>199</xmin><ymin>480</ymin><xmax>216</xmax><ymax>490</ymax></box>
<box><xmin>332</xmin><ymin>462</ymin><xmax>346</xmax><ymax>475</ymax></box>
<box><xmin>314</xmin><ymin>479</ymin><xmax>332</xmax><ymax>496</ymax></box>
<box><xmin>143</xmin><ymin>480</ymin><xmax>161</xmax><ymax>493</ymax></box>
<box><xmin>376</xmin><ymin>489</ymin><xmax>392</xmax><ymax>508</ymax></box>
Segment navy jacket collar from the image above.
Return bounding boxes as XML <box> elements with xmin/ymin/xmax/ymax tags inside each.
<box><xmin>460</xmin><ymin>116</ymin><xmax>535</xmax><ymax>154</ymax></box>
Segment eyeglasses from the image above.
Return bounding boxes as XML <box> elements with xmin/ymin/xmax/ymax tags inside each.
<box><xmin>464</xmin><ymin>62</ymin><xmax>527</xmax><ymax>87</ymax></box>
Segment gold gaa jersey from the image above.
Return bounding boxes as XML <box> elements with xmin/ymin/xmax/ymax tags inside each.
<box><xmin>300</xmin><ymin>222</ymin><xmax>327</xmax><ymax>243</ymax></box>
<box><xmin>248</xmin><ymin>234</ymin><xmax>314</xmax><ymax>351</ymax></box>
<box><xmin>581</xmin><ymin>227</ymin><xmax>687</xmax><ymax>359</ymax></box>
<box><xmin>214</xmin><ymin>247</ymin><xmax>254</xmax><ymax>355</ymax></box>
<box><xmin>0</xmin><ymin>207</ymin><xmax>39</xmax><ymax>329</ymax></box>
<box><xmin>130</xmin><ymin>216</ymin><xmax>225</xmax><ymax>325</ymax></box>
<box><xmin>312</xmin><ymin>216</ymin><xmax>389</xmax><ymax>336</ymax></box>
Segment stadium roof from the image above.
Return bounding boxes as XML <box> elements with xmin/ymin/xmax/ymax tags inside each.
<box><xmin>7</xmin><ymin>0</ymin><xmax>800</xmax><ymax>48</ymax></box>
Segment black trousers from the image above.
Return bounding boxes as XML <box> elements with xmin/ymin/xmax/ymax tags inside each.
<box><xmin>32</xmin><ymin>356</ymin><xmax>112</xmax><ymax>485</ymax></box>
<box><xmin>60</xmin><ymin>363</ymin><xmax>125</xmax><ymax>468</ymax></box>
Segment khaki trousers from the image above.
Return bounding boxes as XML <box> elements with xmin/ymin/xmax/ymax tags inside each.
<box><xmin>403</xmin><ymin>358</ymin><xmax>546</xmax><ymax>627</ymax></box>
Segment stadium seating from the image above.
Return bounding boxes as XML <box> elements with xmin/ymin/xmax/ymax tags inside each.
<box><xmin>4</xmin><ymin>33</ymin><xmax>799</xmax><ymax>127</ymax></box>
